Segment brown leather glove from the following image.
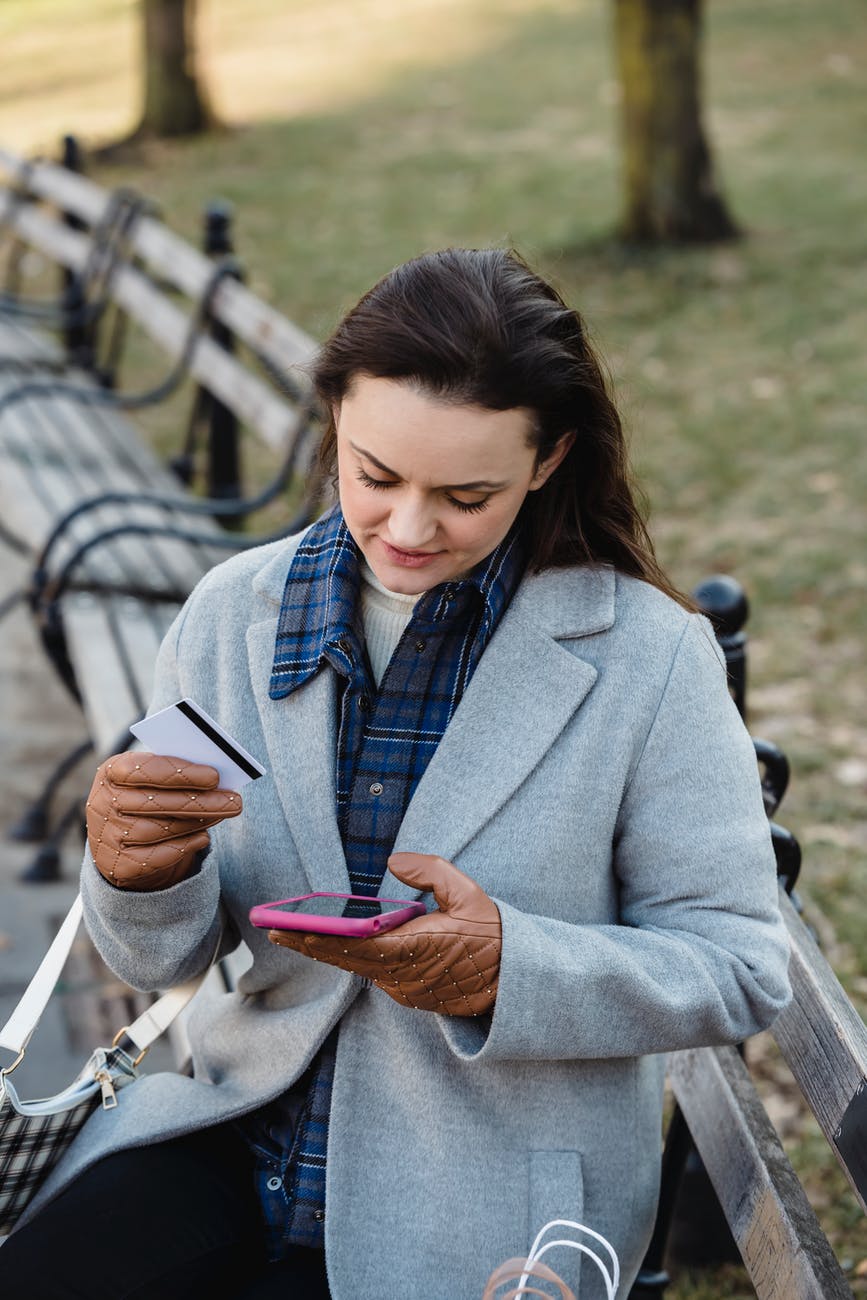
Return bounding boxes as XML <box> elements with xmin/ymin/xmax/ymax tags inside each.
<box><xmin>86</xmin><ymin>752</ymin><xmax>243</xmax><ymax>891</ymax></box>
<box><xmin>269</xmin><ymin>852</ymin><xmax>502</xmax><ymax>1016</ymax></box>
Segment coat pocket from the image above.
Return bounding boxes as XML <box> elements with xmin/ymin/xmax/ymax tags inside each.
<box><xmin>528</xmin><ymin>1149</ymin><xmax>584</xmax><ymax>1294</ymax></box>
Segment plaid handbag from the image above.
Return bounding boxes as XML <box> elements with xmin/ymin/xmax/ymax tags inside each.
<box><xmin>0</xmin><ymin>894</ymin><xmax>211</xmax><ymax>1236</ymax></box>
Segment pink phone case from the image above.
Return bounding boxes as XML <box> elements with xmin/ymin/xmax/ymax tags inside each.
<box><xmin>249</xmin><ymin>892</ymin><xmax>426</xmax><ymax>937</ymax></box>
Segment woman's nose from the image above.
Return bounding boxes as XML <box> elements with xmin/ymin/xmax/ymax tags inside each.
<box><xmin>386</xmin><ymin>493</ymin><xmax>437</xmax><ymax>550</ymax></box>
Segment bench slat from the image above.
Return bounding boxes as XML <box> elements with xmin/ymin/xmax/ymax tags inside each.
<box><xmin>670</xmin><ymin>1044</ymin><xmax>854</xmax><ymax>1300</ymax></box>
<box><xmin>0</xmin><ymin>318</ymin><xmax>62</xmax><ymax>365</ymax></box>
<box><xmin>0</xmin><ymin>429</ymin><xmax>58</xmax><ymax>543</ymax></box>
<box><xmin>64</xmin><ymin>597</ymin><xmax>185</xmax><ymax>756</ymax></box>
<box><xmin>2</xmin><ymin>399</ymin><xmax>201</xmax><ymax>593</ymax></box>
<box><xmin>63</xmin><ymin>595</ymin><xmax>154</xmax><ymax>750</ymax></box>
<box><xmin>1</xmin><ymin>198</ymin><xmax>306</xmax><ymax>454</ymax></box>
<box><xmin>113</xmin><ymin>600</ymin><xmax>181</xmax><ymax>721</ymax></box>
<box><xmin>35</xmin><ymin>394</ymin><xmax>228</xmax><ymax>592</ymax></box>
<box><xmin>130</xmin><ymin>218</ymin><xmax>317</xmax><ymax>374</ymax></box>
<box><xmin>773</xmin><ymin>891</ymin><xmax>867</xmax><ymax>1213</ymax></box>
<box><xmin>0</xmin><ymin>150</ymin><xmax>317</xmax><ymax>378</ymax></box>
<box><xmin>0</xmin><ymin>362</ymin><xmax>230</xmax><ymax>594</ymax></box>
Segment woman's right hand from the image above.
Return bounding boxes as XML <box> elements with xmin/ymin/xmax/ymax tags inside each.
<box><xmin>85</xmin><ymin>753</ymin><xmax>243</xmax><ymax>891</ymax></box>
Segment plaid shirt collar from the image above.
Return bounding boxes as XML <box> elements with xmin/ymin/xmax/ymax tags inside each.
<box><xmin>269</xmin><ymin>507</ymin><xmax>522</xmax><ymax>699</ymax></box>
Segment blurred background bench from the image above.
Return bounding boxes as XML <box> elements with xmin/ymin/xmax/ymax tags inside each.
<box><xmin>0</xmin><ymin>140</ymin><xmax>324</xmax><ymax>880</ymax></box>
<box><xmin>631</xmin><ymin>581</ymin><xmax>867</xmax><ymax>1299</ymax></box>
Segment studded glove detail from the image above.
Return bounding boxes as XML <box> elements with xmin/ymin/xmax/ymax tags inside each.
<box><xmin>86</xmin><ymin>752</ymin><xmax>243</xmax><ymax>891</ymax></box>
<box><xmin>269</xmin><ymin>852</ymin><xmax>502</xmax><ymax>1016</ymax></box>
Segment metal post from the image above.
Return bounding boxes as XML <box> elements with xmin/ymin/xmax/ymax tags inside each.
<box><xmin>202</xmin><ymin>200</ymin><xmax>242</xmax><ymax>516</ymax></box>
<box><xmin>59</xmin><ymin>135</ymin><xmax>93</xmax><ymax>371</ymax></box>
<box><xmin>630</xmin><ymin>1106</ymin><xmax>693</xmax><ymax>1296</ymax></box>
<box><xmin>203</xmin><ymin>200</ymin><xmax>234</xmax><ymax>258</ymax></box>
<box><xmin>692</xmin><ymin>574</ymin><xmax>749</xmax><ymax>719</ymax></box>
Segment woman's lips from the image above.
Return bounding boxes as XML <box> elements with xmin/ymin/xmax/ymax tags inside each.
<box><xmin>380</xmin><ymin>539</ymin><xmax>443</xmax><ymax>568</ymax></box>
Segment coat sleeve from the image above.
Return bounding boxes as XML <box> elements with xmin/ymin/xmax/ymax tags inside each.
<box><xmin>79</xmin><ymin>579</ymin><xmax>235</xmax><ymax>992</ymax></box>
<box><xmin>439</xmin><ymin>615</ymin><xmax>792</xmax><ymax>1062</ymax></box>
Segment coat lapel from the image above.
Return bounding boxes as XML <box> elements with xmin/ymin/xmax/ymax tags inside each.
<box><xmin>246</xmin><ymin>615</ymin><xmax>351</xmax><ymax>895</ymax></box>
<box><xmin>388</xmin><ymin>567</ymin><xmax>613</xmax><ymax>899</ymax></box>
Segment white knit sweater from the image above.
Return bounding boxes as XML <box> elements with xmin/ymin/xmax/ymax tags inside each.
<box><xmin>359</xmin><ymin>560</ymin><xmax>419</xmax><ymax>686</ymax></box>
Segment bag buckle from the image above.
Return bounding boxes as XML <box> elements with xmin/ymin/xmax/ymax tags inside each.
<box><xmin>0</xmin><ymin>1047</ymin><xmax>26</xmax><ymax>1078</ymax></box>
<box><xmin>111</xmin><ymin>1027</ymin><xmax>148</xmax><ymax>1068</ymax></box>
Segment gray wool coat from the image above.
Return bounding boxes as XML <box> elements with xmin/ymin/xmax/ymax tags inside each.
<box><xmin>21</xmin><ymin>532</ymin><xmax>792</xmax><ymax>1299</ymax></box>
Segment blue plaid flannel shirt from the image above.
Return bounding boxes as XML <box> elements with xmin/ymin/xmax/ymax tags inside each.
<box><xmin>237</xmin><ymin>507</ymin><xmax>523</xmax><ymax>1258</ymax></box>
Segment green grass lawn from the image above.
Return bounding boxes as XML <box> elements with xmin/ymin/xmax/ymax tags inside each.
<box><xmin>2</xmin><ymin>0</ymin><xmax>866</xmax><ymax>1291</ymax></box>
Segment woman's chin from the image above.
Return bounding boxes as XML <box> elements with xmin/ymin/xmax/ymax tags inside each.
<box><xmin>371</xmin><ymin>564</ymin><xmax>436</xmax><ymax>596</ymax></box>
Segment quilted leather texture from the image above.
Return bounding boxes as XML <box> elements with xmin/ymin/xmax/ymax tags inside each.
<box><xmin>277</xmin><ymin>926</ymin><xmax>500</xmax><ymax>1016</ymax></box>
<box><xmin>86</xmin><ymin>753</ymin><xmax>243</xmax><ymax>891</ymax></box>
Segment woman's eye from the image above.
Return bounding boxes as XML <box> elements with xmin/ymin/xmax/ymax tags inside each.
<box><xmin>447</xmin><ymin>495</ymin><xmax>490</xmax><ymax>514</ymax></box>
<box><xmin>356</xmin><ymin>468</ymin><xmax>396</xmax><ymax>491</ymax></box>
<box><xmin>355</xmin><ymin>467</ymin><xmax>489</xmax><ymax>513</ymax></box>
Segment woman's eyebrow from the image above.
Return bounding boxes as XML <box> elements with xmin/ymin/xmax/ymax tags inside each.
<box><xmin>349</xmin><ymin>441</ymin><xmax>509</xmax><ymax>491</ymax></box>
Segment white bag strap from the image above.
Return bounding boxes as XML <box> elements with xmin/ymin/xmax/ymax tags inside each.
<box><xmin>0</xmin><ymin>893</ymin><xmax>213</xmax><ymax>1061</ymax></box>
<box><xmin>120</xmin><ymin>976</ymin><xmax>206</xmax><ymax>1055</ymax></box>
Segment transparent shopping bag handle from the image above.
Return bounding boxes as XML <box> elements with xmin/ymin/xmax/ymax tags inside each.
<box><xmin>482</xmin><ymin>1218</ymin><xmax>619</xmax><ymax>1300</ymax></box>
<box><xmin>482</xmin><ymin>1256</ymin><xmax>576</xmax><ymax>1299</ymax></box>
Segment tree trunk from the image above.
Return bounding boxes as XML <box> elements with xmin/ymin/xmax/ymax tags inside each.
<box><xmin>139</xmin><ymin>0</ymin><xmax>213</xmax><ymax>137</ymax></box>
<box><xmin>613</xmin><ymin>0</ymin><xmax>739</xmax><ymax>244</ymax></box>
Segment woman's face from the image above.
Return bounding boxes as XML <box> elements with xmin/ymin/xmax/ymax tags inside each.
<box><xmin>335</xmin><ymin>375</ymin><xmax>570</xmax><ymax>594</ymax></box>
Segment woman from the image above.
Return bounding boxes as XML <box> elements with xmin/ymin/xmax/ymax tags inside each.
<box><xmin>1</xmin><ymin>249</ymin><xmax>791</xmax><ymax>1299</ymax></box>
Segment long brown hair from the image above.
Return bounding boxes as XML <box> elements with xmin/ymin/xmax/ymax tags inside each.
<box><xmin>314</xmin><ymin>248</ymin><xmax>687</xmax><ymax>606</ymax></box>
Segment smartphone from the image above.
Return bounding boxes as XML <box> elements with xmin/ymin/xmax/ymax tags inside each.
<box><xmin>249</xmin><ymin>892</ymin><xmax>426</xmax><ymax>937</ymax></box>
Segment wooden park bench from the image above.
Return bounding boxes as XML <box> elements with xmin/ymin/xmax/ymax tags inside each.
<box><xmin>630</xmin><ymin>580</ymin><xmax>867</xmax><ymax>1299</ymax></box>
<box><xmin>0</xmin><ymin>140</ymin><xmax>322</xmax><ymax>876</ymax></box>
<box><xmin>658</xmin><ymin>889</ymin><xmax>867</xmax><ymax>1299</ymax></box>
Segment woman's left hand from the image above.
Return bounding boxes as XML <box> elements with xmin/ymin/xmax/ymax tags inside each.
<box><xmin>268</xmin><ymin>852</ymin><xmax>501</xmax><ymax>1016</ymax></box>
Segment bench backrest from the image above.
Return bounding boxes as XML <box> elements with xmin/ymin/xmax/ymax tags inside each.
<box><xmin>0</xmin><ymin>146</ymin><xmax>319</xmax><ymax>464</ymax></box>
<box><xmin>773</xmin><ymin>890</ymin><xmax>867</xmax><ymax>1210</ymax></box>
<box><xmin>668</xmin><ymin>887</ymin><xmax>866</xmax><ymax>1299</ymax></box>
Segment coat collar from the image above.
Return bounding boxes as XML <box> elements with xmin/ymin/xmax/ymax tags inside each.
<box><xmin>253</xmin><ymin>533</ymin><xmax>616</xmax><ymax>643</ymax></box>
<box><xmin>248</xmin><ymin>540</ymin><xmax>616</xmax><ymax>895</ymax></box>
<box><xmin>507</xmin><ymin>561</ymin><xmax>615</xmax><ymax>641</ymax></box>
<box><xmin>267</xmin><ymin>508</ymin><xmax>525</xmax><ymax>701</ymax></box>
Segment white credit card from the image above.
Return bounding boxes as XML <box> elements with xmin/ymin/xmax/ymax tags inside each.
<box><xmin>130</xmin><ymin>698</ymin><xmax>267</xmax><ymax>790</ymax></box>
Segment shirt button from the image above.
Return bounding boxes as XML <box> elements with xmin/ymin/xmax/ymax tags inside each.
<box><xmin>336</xmin><ymin>638</ymin><xmax>351</xmax><ymax>654</ymax></box>
<box><xmin>369</xmin><ymin>781</ymin><xmax>383</xmax><ymax>796</ymax></box>
<box><xmin>415</xmin><ymin>639</ymin><xmax>426</xmax><ymax>653</ymax></box>
<box><xmin>359</xmin><ymin>694</ymin><xmax>371</xmax><ymax>712</ymax></box>
<box><xmin>313</xmin><ymin>1209</ymin><xmax>326</xmax><ymax>1222</ymax></box>
<box><xmin>267</xmin><ymin>1176</ymin><xmax>282</xmax><ymax>1191</ymax></box>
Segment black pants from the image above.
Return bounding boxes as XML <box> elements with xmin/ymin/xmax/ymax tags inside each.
<box><xmin>0</xmin><ymin>1123</ymin><xmax>332</xmax><ymax>1299</ymax></box>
